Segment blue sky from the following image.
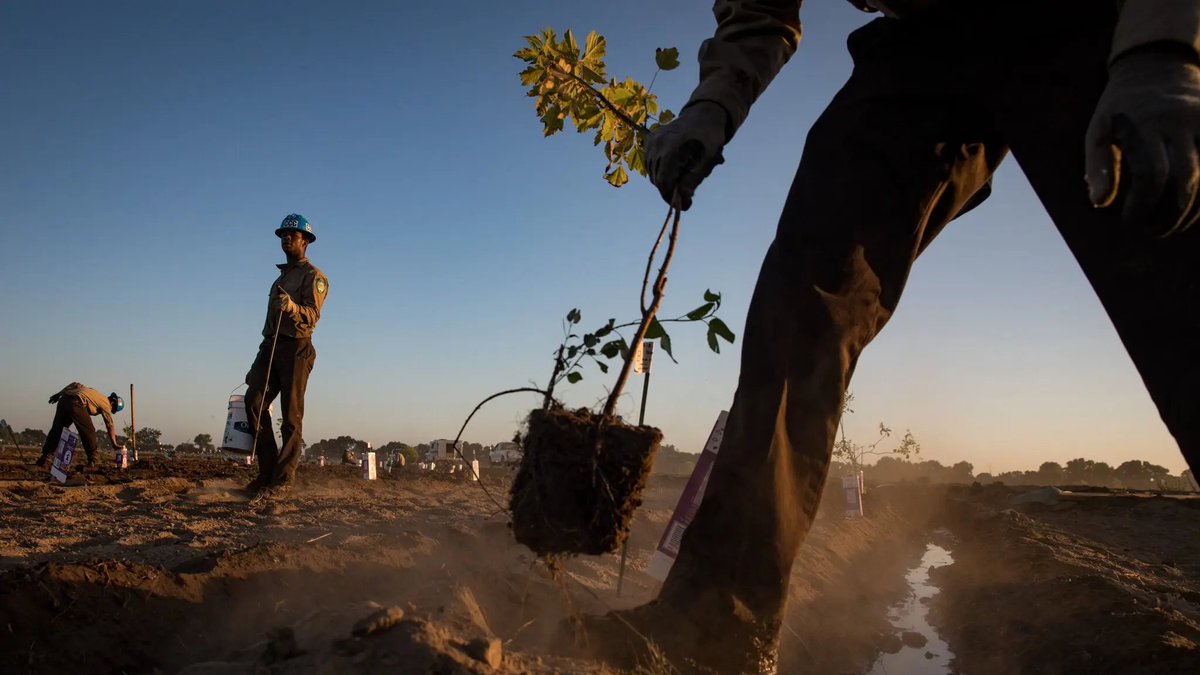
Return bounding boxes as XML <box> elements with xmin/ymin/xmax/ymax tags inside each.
<box><xmin>0</xmin><ymin>1</ymin><xmax>1184</xmax><ymax>473</ymax></box>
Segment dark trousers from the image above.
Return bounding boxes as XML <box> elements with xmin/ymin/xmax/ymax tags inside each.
<box><xmin>245</xmin><ymin>336</ymin><xmax>315</xmax><ymax>486</ymax></box>
<box><xmin>39</xmin><ymin>397</ymin><xmax>99</xmax><ymax>464</ymax></box>
<box><xmin>659</xmin><ymin>0</ymin><xmax>1199</xmax><ymax>654</ymax></box>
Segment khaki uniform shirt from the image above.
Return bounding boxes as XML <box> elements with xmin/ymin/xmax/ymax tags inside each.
<box><xmin>57</xmin><ymin>383</ymin><xmax>116</xmax><ymax>435</ymax></box>
<box><xmin>263</xmin><ymin>257</ymin><xmax>328</xmax><ymax>338</ymax></box>
<box><xmin>688</xmin><ymin>0</ymin><xmax>1200</xmax><ymax>141</ymax></box>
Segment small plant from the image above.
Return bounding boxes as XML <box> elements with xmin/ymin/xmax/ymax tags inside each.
<box><xmin>832</xmin><ymin>391</ymin><xmax>920</xmax><ymax>474</ymax></box>
<box><xmin>448</xmin><ymin>28</ymin><xmax>734</xmax><ymax>557</ymax></box>
<box><xmin>541</xmin><ymin>292</ymin><xmax>735</xmax><ymax>407</ymax></box>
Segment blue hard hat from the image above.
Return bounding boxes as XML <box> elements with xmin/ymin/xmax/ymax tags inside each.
<box><xmin>276</xmin><ymin>213</ymin><xmax>316</xmax><ymax>242</ymax></box>
<box><xmin>109</xmin><ymin>393</ymin><xmax>125</xmax><ymax>413</ymax></box>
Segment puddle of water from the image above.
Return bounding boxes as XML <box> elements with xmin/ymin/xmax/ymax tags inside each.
<box><xmin>866</xmin><ymin>540</ymin><xmax>955</xmax><ymax>675</ymax></box>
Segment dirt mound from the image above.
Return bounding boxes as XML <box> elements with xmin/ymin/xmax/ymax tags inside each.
<box><xmin>931</xmin><ymin>489</ymin><xmax>1200</xmax><ymax>674</ymax></box>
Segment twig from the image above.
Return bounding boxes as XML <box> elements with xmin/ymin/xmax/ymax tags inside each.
<box><xmin>450</xmin><ymin>388</ymin><xmax>549</xmax><ymax>514</ymax></box>
<box><xmin>640</xmin><ymin>205</ymin><xmax>673</xmax><ymax>315</ymax></box>
<box><xmin>603</xmin><ymin>206</ymin><xmax>680</xmax><ymax>420</ymax></box>
<box><xmin>305</xmin><ymin>532</ymin><xmax>332</xmax><ymax>544</ymax></box>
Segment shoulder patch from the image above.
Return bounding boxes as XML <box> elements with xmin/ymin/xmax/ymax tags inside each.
<box><xmin>316</xmin><ymin>277</ymin><xmax>327</xmax><ymax>295</ymax></box>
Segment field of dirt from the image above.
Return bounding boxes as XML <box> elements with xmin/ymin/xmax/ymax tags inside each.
<box><xmin>1</xmin><ymin>446</ymin><xmax>1198</xmax><ymax>674</ymax></box>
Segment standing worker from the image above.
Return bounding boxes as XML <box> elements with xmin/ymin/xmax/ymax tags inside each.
<box><xmin>36</xmin><ymin>383</ymin><xmax>124</xmax><ymax>469</ymax></box>
<box><xmin>244</xmin><ymin>214</ymin><xmax>329</xmax><ymax>501</ymax></box>
<box><xmin>590</xmin><ymin>0</ymin><xmax>1200</xmax><ymax>672</ymax></box>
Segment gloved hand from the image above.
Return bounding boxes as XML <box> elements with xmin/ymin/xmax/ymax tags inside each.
<box><xmin>646</xmin><ymin>101</ymin><xmax>729</xmax><ymax>211</ymax></box>
<box><xmin>275</xmin><ymin>288</ymin><xmax>297</xmax><ymax>316</ymax></box>
<box><xmin>48</xmin><ymin>393</ymin><xmax>61</xmax><ymax>405</ymax></box>
<box><xmin>1085</xmin><ymin>50</ymin><xmax>1200</xmax><ymax>237</ymax></box>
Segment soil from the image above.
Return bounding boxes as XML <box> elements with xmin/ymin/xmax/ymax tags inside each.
<box><xmin>930</xmin><ymin>484</ymin><xmax>1200</xmax><ymax>675</ymax></box>
<box><xmin>511</xmin><ymin>408</ymin><xmax>662</xmax><ymax>556</ymax></box>
<box><xmin>1</xmin><ymin>446</ymin><xmax>1198</xmax><ymax>674</ymax></box>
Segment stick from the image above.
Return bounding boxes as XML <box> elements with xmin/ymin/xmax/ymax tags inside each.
<box><xmin>129</xmin><ymin>384</ymin><xmax>137</xmax><ymax>462</ymax></box>
<box><xmin>449</xmin><ymin>387</ymin><xmax>549</xmax><ymax>514</ymax></box>
<box><xmin>617</xmin><ymin>367</ymin><xmax>653</xmax><ymax>597</ymax></box>
<box><xmin>603</xmin><ymin>206</ymin><xmax>679</xmax><ymax>420</ymax></box>
<box><xmin>249</xmin><ymin>307</ymin><xmax>285</xmax><ymax>465</ymax></box>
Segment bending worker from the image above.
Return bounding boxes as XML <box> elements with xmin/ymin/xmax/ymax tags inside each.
<box><xmin>598</xmin><ymin>0</ymin><xmax>1200</xmax><ymax>672</ymax></box>
<box><xmin>36</xmin><ymin>383</ymin><xmax>124</xmax><ymax>468</ymax></box>
<box><xmin>244</xmin><ymin>214</ymin><xmax>329</xmax><ymax>501</ymax></box>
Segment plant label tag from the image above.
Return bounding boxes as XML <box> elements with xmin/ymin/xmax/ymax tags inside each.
<box><xmin>646</xmin><ymin>410</ymin><xmax>727</xmax><ymax>581</ymax></box>
<box><xmin>843</xmin><ymin>472</ymin><xmax>864</xmax><ymax>518</ymax></box>
<box><xmin>632</xmin><ymin>341</ymin><xmax>654</xmax><ymax>375</ymax></box>
<box><xmin>50</xmin><ymin>428</ymin><xmax>79</xmax><ymax>484</ymax></box>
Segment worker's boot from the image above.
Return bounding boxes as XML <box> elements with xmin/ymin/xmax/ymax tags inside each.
<box><xmin>574</xmin><ymin>593</ymin><xmax>779</xmax><ymax>674</ymax></box>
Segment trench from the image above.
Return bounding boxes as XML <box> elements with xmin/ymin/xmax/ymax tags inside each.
<box><xmin>866</xmin><ymin>534</ymin><xmax>955</xmax><ymax>675</ymax></box>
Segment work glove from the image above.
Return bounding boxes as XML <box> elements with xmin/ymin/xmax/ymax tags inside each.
<box><xmin>1085</xmin><ymin>50</ymin><xmax>1200</xmax><ymax>237</ymax></box>
<box><xmin>645</xmin><ymin>101</ymin><xmax>728</xmax><ymax>211</ymax></box>
<box><xmin>275</xmin><ymin>288</ymin><xmax>297</xmax><ymax>317</ymax></box>
<box><xmin>48</xmin><ymin>393</ymin><xmax>61</xmax><ymax>405</ymax></box>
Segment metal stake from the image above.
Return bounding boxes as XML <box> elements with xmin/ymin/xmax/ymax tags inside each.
<box><xmin>249</xmin><ymin>307</ymin><xmax>285</xmax><ymax>465</ymax></box>
<box><xmin>617</xmin><ymin>362</ymin><xmax>653</xmax><ymax>597</ymax></box>
<box><xmin>129</xmin><ymin>384</ymin><xmax>137</xmax><ymax>461</ymax></box>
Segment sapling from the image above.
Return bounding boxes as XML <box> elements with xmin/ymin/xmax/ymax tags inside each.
<box><xmin>451</xmin><ymin>28</ymin><xmax>736</xmax><ymax>557</ymax></box>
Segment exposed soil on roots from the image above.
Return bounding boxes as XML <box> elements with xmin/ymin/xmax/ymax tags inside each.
<box><xmin>510</xmin><ymin>408</ymin><xmax>662</xmax><ymax>556</ymax></box>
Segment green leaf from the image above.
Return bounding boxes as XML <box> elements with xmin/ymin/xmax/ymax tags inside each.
<box><xmin>566</xmin><ymin>372</ymin><xmax>583</xmax><ymax>384</ymax></box>
<box><xmin>606</xmin><ymin>84</ymin><xmax>635</xmax><ymax>108</ymax></box>
<box><xmin>566</xmin><ymin>308</ymin><xmax>581</xmax><ymax>324</ymax></box>
<box><xmin>567</xmin><ymin>345</ymin><xmax>579</xmax><ymax>359</ymax></box>
<box><xmin>605</xmin><ymin>165</ymin><xmax>629</xmax><ymax>187</ymax></box>
<box><xmin>596</xmin><ymin>361</ymin><xmax>609</xmax><ymax>373</ymax></box>
<box><xmin>707</xmin><ymin>328</ymin><xmax>720</xmax><ymax>353</ymax></box>
<box><xmin>685</xmin><ymin>302</ymin><xmax>714</xmax><ymax>321</ymax></box>
<box><xmin>583</xmin><ymin>333</ymin><xmax>599</xmax><ymax>348</ymax></box>
<box><xmin>658</xmin><ymin>330</ymin><xmax>674</xmax><ymax>359</ymax></box>
<box><xmin>627</xmin><ymin>145</ymin><xmax>646</xmax><ymax>176</ymax></box>
<box><xmin>655</xmin><ymin>47</ymin><xmax>680</xmax><ymax>71</ymax></box>
<box><xmin>703</xmin><ymin>289</ymin><xmax>721</xmax><ymax>303</ymax></box>
<box><xmin>540</xmin><ymin>105</ymin><xmax>564</xmax><ymax>136</ymax></box>
<box><xmin>584</xmin><ymin>32</ymin><xmax>606</xmax><ymax>61</ymax></box>
<box><xmin>643</xmin><ymin>317</ymin><xmax>666</xmax><ymax>340</ymax></box>
<box><xmin>658</xmin><ymin>109</ymin><xmax>675</xmax><ymax>125</ymax></box>
<box><xmin>600</xmin><ymin>339</ymin><xmax>623</xmax><ymax>359</ymax></box>
<box><xmin>518</xmin><ymin>66</ymin><xmax>545</xmax><ymax>87</ymax></box>
<box><xmin>709</xmin><ymin>317</ymin><xmax>736</xmax><ymax>343</ymax></box>
<box><xmin>595</xmin><ymin>319</ymin><xmax>614</xmax><ymax>338</ymax></box>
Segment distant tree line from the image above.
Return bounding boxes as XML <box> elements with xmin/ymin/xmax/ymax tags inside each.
<box><xmin>827</xmin><ymin>456</ymin><xmax>1193</xmax><ymax>492</ymax></box>
<box><xmin>8</xmin><ymin>420</ymin><xmax>1190</xmax><ymax>491</ymax></box>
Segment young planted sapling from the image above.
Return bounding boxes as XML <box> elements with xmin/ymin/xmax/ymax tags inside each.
<box><xmin>451</xmin><ymin>28</ymin><xmax>736</xmax><ymax>557</ymax></box>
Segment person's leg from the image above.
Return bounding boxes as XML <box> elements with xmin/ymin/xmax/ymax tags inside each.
<box><xmin>623</xmin><ymin>16</ymin><xmax>1006</xmax><ymax>670</ymax></box>
<box><xmin>272</xmin><ymin>338</ymin><xmax>314</xmax><ymax>486</ymax></box>
<box><xmin>245</xmin><ymin>338</ymin><xmax>281</xmax><ymax>488</ymax></box>
<box><xmin>67</xmin><ymin>398</ymin><xmax>99</xmax><ymax>465</ymax></box>
<box><xmin>37</xmin><ymin>399</ymin><xmax>73</xmax><ymax>465</ymax></box>
<box><xmin>985</xmin><ymin>3</ymin><xmax>1200</xmax><ymax>469</ymax></box>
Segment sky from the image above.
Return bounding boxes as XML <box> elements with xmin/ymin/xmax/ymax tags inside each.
<box><xmin>0</xmin><ymin>1</ymin><xmax>1186</xmax><ymax>474</ymax></box>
